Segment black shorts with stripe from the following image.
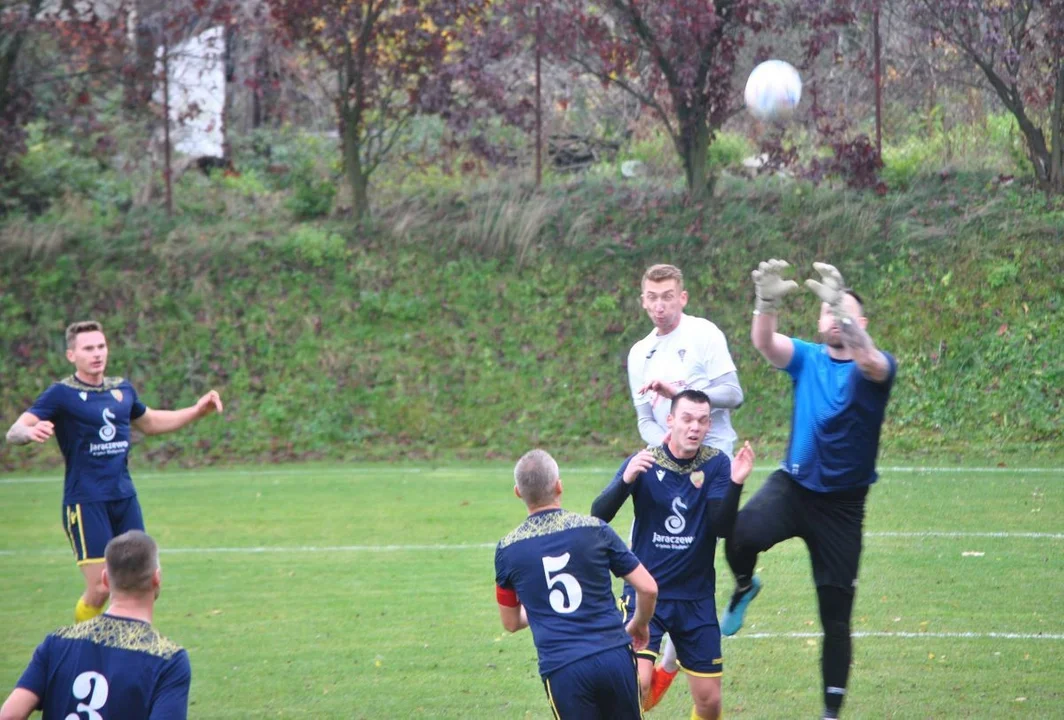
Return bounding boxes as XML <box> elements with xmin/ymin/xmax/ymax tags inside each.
<box><xmin>62</xmin><ymin>497</ymin><xmax>145</xmax><ymax>565</ymax></box>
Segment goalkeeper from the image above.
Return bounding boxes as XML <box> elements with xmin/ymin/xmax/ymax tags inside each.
<box><xmin>720</xmin><ymin>260</ymin><xmax>898</xmax><ymax>720</ymax></box>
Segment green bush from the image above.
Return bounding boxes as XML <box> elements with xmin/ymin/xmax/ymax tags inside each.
<box><xmin>707</xmin><ymin>131</ymin><xmax>754</xmax><ymax>171</ymax></box>
<box><xmin>287</xmin><ymin>174</ymin><xmax>336</xmax><ymax>219</ymax></box>
<box><xmin>281</xmin><ymin>225</ymin><xmax>348</xmax><ymax>268</ymax></box>
<box><xmin>9</xmin><ymin>123</ymin><xmax>101</xmax><ymax>214</ymax></box>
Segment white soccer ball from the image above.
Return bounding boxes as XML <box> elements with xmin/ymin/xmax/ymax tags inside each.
<box><xmin>744</xmin><ymin>60</ymin><xmax>802</xmax><ymax>122</ymax></box>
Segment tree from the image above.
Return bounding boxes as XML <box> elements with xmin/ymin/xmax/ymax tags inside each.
<box><xmin>1</xmin><ymin>0</ymin><xmax>50</xmax><ymax>184</ymax></box>
<box><xmin>911</xmin><ymin>0</ymin><xmax>1064</xmax><ymax>193</ymax></box>
<box><xmin>269</xmin><ymin>0</ymin><xmax>480</xmax><ymax>219</ymax></box>
<box><xmin>489</xmin><ymin>0</ymin><xmax>856</xmax><ymax>201</ymax></box>
<box><xmin>0</xmin><ymin>0</ymin><xmax>131</xmax><ymax>211</ymax></box>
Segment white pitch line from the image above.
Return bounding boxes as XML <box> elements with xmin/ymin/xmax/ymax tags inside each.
<box><xmin>2</xmin><ymin>531</ymin><xmax>1061</xmax><ymax>558</ymax></box>
<box><xmin>0</xmin><ymin>543</ymin><xmax>498</xmax><ymax>557</ymax></box>
<box><xmin>1</xmin><ymin>464</ymin><xmax>1062</xmax><ymax>486</ymax></box>
<box><xmin>730</xmin><ymin>631</ymin><xmax>1064</xmax><ymax>641</ymax></box>
<box><xmin>868</xmin><ymin>531</ymin><xmax>1064</xmax><ymax>539</ymax></box>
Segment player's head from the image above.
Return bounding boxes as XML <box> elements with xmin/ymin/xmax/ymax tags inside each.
<box><xmin>667</xmin><ymin>389</ymin><xmax>711</xmax><ymax>456</ymax></box>
<box><xmin>818</xmin><ymin>290</ymin><xmax>867</xmax><ymax>349</ymax></box>
<box><xmin>513</xmin><ymin>449</ymin><xmax>562</xmax><ymax>511</ymax></box>
<box><xmin>65</xmin><ymin>320</ymin><xmax>108</xmax><ymax>377</ymax></box>
<box><xmin>103</xmin><ymin>530</ymin><xmax>161</xmax><ymax>601</ymax></box>
<box><xmin>641</xmin><ymin>264</ymin><xmax>688</xmax><ymax>334</ymax></box>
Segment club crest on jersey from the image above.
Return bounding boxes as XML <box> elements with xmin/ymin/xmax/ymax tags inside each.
<box><xmin>678</xmin><ymin>349</ymin><xmax>686</xmax><ymax>362</ymax></box>
<box><xmin>690</xmin><ymin>470</ymin><xmax>704</xmax><ymax>489</ymax></box>
<box><xmin>110</xmin><ymin>389</ymin><xmax>123</xmax><ymax>402</ymax></box>
<box><xmin>78</xmin><ymin>392</ymin><xmax>88</xmax><ymax>402</ymax></box>
<box><xmin>656</xmin><ymin>470</ymin><xmax>666</xmax><ymax>482</ymax></box>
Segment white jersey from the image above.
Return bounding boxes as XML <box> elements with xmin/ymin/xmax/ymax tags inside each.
<box><xmin>627</xmin><ymin>313</ymin><xmax>739</xmax><ymax>456</ymax></box>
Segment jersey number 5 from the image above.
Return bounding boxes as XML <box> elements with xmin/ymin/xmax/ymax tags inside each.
<box><xmin>66</xmin><ymin>671</ymin><xmax>108</xmax><ymax>720</ymax></box>
<box><xmin>542</xmin><ymin>553</ymin><xmax>583</xmax><ymax>614</ymax></box>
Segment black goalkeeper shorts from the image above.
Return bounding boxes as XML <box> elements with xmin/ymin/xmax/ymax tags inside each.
<box><xmin>730</xmin><ymin>470</ymin><xmax>869</xmax><ymax>591</ymax></box>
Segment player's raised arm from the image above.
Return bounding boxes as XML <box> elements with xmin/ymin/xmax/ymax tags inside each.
<box><xmin>805</xmin><ymin>263</ymin><xmax>893</xmax><ymax>383</ymax></box>
<box><xmin>5</xmin><ymin>413</ymin><xmax>54</xmax><ymax>446</ymax></box>
<box><xmin>709</xmin><ymin>442</ymin><xmax>755</xmax><ymax>539</ymax></box>
<box><xmin>634</xmin><ymin>403</ymin><xmax>666</xmax><ymax>446</ymax></box>
<box><xmin>751</xmin><ymin>259</ymin><xmax>798</xmax><ymax>369</ymax></box>
<box><xmin>622</xmin><ymin>563</ymin><xmax>658</xmax><ymax>651</ymax></box>
<box><xmin>590</xmin><ymin>450</ymin><xmax>653</xmax><ymax>522</ymax></box>
<box><xmin>132</xmin><ymin>391</ymin><xmax>223</xmax><ymax>436</ymax></box>
<box><xmin>703</xmin><ymin>371</ymin><xmax>744</xmax><ymax>410</ymax></box>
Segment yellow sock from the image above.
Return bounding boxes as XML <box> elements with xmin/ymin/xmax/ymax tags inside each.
<box><xmin>75</xmin><ymin>598</ymin><xmax>104</xmax><ymax>623</ymax></box>
<box><xmin>689</xmin><ymin>709</ymin><xmax>722</xmax><ymax>720</ymax></box>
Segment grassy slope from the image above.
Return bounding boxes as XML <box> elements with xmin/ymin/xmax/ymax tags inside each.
<box><xmin>1</xmin><ymin>172</ymin><xmax>1061</xmax><ymax>471</ymax></box>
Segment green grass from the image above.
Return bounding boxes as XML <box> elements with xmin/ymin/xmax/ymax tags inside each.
<box><xmin>1</xmin><ymin>460</ymin><xmax>1062</xmax><ymax>718</ymax></box>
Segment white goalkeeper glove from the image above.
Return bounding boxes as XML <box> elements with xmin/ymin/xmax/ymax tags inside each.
<box><xmin>804</xmin><ymin>262</ymin><xmax>848</xmax><ymax>320</ymax></box>
<box><xmin>752</xmin><ymin>258</ymin><xmax>799</xmax><ymax>314</ymax></box>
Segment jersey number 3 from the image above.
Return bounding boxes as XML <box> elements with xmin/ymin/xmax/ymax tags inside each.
<box><xmin>66</xmin><ymin>671</ymin><xmax>108</xmax><ymax>720</ymax></box>
<box><xmin>542</xmin><ymin>553</ymin><xmax>583</xmax><ymax>614</ymax></box>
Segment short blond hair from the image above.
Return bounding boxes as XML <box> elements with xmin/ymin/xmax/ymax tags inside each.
<box><xmin>641</xmin><ymin>264</ymin><xmax>684</xmax><ymax>291</ymax></box>
<box><xmin>66</xmin><ymin>320</ymin><xmax>103</xmax><ymax>349</ymax></box>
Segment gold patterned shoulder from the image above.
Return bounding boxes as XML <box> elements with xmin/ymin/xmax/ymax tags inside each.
<box><xmin>498</xmin><ymin>510</ymin><xmax>603</xmax><ymax>549</ymax></box>
<box><xmin>53</xmin><ymin>615</ymin><xmax>183</xmax><ymax>660</ymax></box>
<box><xmin>58</xmin><ymin>376</ymin><xmax>128</xmax><ymax>392</ymax></box>
<box><xmin>651</xmin><ymin>445</ymin><xmax>719</xmax><ymax>474</ymax></box>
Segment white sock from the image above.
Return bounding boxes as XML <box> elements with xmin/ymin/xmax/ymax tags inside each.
<box><xmin>661</xmin><ymin>634</ymin><xmax>679</xmax><ymax>672</ymax></box>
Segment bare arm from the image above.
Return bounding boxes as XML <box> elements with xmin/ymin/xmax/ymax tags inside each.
<box><xmin>840</xmin><ymin>319</ymin><xmax>892</xmax><ymax>383</ymax></box>
<box><xmin>751</xmin><ymin>311</ymin><xmax>794</xmax><ymax>369</ymax></box>
<box><xmin>634</xmin><ymin>403</ymin><xmax>666</xmax><ymax>446</ymax></box>
<box><xmin>0</xmin><ymin>688</ymin><xmax>39</xmax><ymax>720</ymax></box>
<box><xmin>132</xmin><ymin>391</ymin><xmax>223</xmax><ymax>436</ymax></box>
<box><xmin>498</xmin><ymin>604</ymin><xmax>529</xmax><ymax>633</ymax></box>
<box><xmin>5</xmin><ymin>413</ymin><xmax>54</xmax><ymax>446</ymax></box>
<box><xmin>623</xmin><ymin>563</ymin><xmax>657</xmax><ymax>629</ymax></box>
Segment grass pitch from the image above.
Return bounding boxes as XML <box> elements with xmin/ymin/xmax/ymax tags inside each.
<box><xmin>1</xmin><ymin>461</ymin><xmax>1061</xmax><ymax>718</ymax></box>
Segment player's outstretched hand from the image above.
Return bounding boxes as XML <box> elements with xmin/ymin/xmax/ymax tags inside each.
<box><xmin>753</xmin><ymin>259</ymin><xmax>799</xmax><ymax>313</ymax></box>
<box><xmin>731</xmin><ymin>441</ymin><xmax>755</xmax><ymax>485</ymax></box>
<box><xmin>638</xmin><ymin>379</ymin><xmax>686</xmax><ymax>406</ymax></box>
<box><xmin>29</xmin><ymin>421</ymin><xmax>55</xmax><ymax>443</ymax></box>
<box><xmin>804</xmin><ymin>262</ymin><xmax>847</xmax><ymax>318</ymax></box>
<box><xmin>195</xmin><ymin>390</ymin><xmax>224</xmax><ymax>418</ymax></box>
<box><xmin>622</xmin><ymin>449</ymin><xmax>656</xmax><ymax>485</ymax></box>
<box><xmin>626</xmin><ymin>618</ymin><xmax>650</xmax><ymax>652</ymax></box>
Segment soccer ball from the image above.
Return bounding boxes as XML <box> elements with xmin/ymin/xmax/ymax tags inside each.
<box><xmin>744</xmin><ymin>60</ymin><xmax>802</xmax><ymax>122</ymax></box>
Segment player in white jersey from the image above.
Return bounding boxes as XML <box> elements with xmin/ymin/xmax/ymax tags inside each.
<box><xmin>628</xmin><ymin>264</ymin><xmax>744</xmax><ymax>458</ymax></box>
<box><xmin>625</xmin><ymin>263</ymin><xmax>745</xmax><ymax>709</ymax></box>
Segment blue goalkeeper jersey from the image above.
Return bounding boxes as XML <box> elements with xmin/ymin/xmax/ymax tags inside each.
<box><xmin>782</xmin><ymin>338</ymin><xmax>897</xmax><ymax>492</ymax></box>
<box><xmin>494</xmin><ymin>509</ymin><xmax>640</xmax><ymax>676</ymax></box>
<box><xmin>15</xmin><ymin>614</ymin><xmax>190</xmax><ymax>720</ymax></box>
<box><xmin>29</xmin><ymin>376</ymin><xmax>147</xmax><ymax>505</ymax></box>
<box><xmin>615</xmin><ymin>445</ymin><xmax>732</xmax><ymax>601</ymax></box>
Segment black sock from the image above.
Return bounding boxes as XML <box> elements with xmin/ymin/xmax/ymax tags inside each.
<box><xmin>818</xmin><ymin>585</ymin><xmax>855</xmax><ymax>718</ymax></box>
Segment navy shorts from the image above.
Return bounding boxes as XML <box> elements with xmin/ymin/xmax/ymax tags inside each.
<box><xmin>623</xmin><ymin>593</ymin><xmax>723</xmax><ymax>676</ymax></box>
<box><xmin>542</xmin><ymin>645</ymin><xmax>641</xmax><ymax>719</ymax></box>
<box><xmin>62</xmin><ymin>497</ymin><xmax>145</xmax><ymax>565</ymax></box>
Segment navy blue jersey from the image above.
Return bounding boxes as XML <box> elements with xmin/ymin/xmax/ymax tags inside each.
<box><xmin>29</xmin><ymin>376</ymin><xmax>147</xmax><ymax>505</ymax></box>
<box><xmin>782</xmin><ymin>339</ymin><xmax>897</xmax><ymax>492</ymax></box>
<box><xmin>613</xmin><ymin>445</ymin><xmax>732</xmax><ymax>601</ymax></box>
<box><xmin>16</xmin><ymin>614</ymin><xmax>190</xmax><ymax>720</ymax></box>
<box><xmin>494</xmin><ymin>509</ymin><xmax>640</xmax><ymax>676</ymax></box>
